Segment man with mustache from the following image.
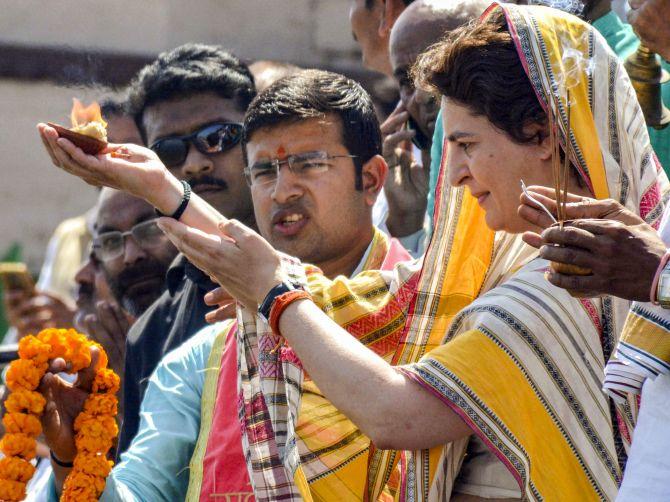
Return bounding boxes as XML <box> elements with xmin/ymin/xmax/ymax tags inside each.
<box><xmin>39</xmin><ymin>70</ymin><xmax>412</xmax><ymax>501</ymax></box>
<box><xmin>25</xmin><ymin>187</ymin><xmax>176</xmax><ymax>501</ymax></box>
<box><xmin>115</xmin><ymin>43</ymin><xmax>257</xmax><ymax>454</ymax></box>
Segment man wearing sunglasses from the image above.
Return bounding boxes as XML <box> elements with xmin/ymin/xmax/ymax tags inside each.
<box><xmin>111</xmin><ymin>43</ymin><xmax>257</xmax><ymax>455</ymax></box>
<box><xmin>38</xmin><ymin>70</ymin><xmax>414</xmax><ymax>501</ymax></box>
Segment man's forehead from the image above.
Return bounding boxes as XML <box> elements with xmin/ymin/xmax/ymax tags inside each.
<box><xmin>143</xmin><ymin>93</ymin><xmax>243</xmax><ymax>142</ymax></box>
<box><xmin>390</xmin><ymin>28</ymin><xmax>429</xmax><ymax>69</ymax></box>
<box><xmin>106</xmin><ymin>115</ymin><xmax>143</xmax><ymax>145</ymax></box>
<box><xmin>247</xmin><ymin>116</ymin><xmax>345</xmax><ymax>159</ymax></box>
<box><xmin>96</xmin><ymin>191</ymin><xmax>154</xmax><ymax>229</ymax></box>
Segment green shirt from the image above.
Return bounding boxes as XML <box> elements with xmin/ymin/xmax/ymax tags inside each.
<box><xmin>593</xmin><ymin>10</ymin><xmax>670</xmax><ymax>174</ymax></box>
<box><xmin>426</xmin><ymin>110</ymin><xmax>443</xmax><ymax>236</ymax></box>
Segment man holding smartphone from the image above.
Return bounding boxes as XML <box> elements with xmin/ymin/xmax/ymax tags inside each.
<box><xmin>380</xmin><ymin>0</ymin><xmax>488</xmax><ymax>253</ymax></box>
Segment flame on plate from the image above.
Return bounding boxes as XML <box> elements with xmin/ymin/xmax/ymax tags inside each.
<box><xmin>70</xmin><ymin>98</ymin><xmax>107</xmax><ymax>128</ymax></box>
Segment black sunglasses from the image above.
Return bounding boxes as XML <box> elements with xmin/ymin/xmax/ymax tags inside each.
<box><xmin>150</xmin><ymin>122</ymin><xmax>243</xmax><ymax>168</ymax></box>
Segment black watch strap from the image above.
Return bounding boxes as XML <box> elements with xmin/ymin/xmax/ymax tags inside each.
<box><xmin>155</xmin><ymin>180</ymin><xmax>191</xmax><ymax>220</ymax></box>
<box><xmin>258</xmin><ymin>282</ymin><xmax>302</xmax><ymax>321</ymax></box>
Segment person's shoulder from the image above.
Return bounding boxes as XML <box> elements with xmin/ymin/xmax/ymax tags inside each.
<box><xmin>592</xmin><ymin>11</ymin><xmax>638</xmax><ymax>60</ymax></box>
<box><xmin>462</xmin><ymin>258</ymin><xmax>585</xmax><ymax>325</ymax></box>
<box><xmin>159</xmin><ymin>319</ymin><xmax>235</xmax><ymax>369</ymax></box>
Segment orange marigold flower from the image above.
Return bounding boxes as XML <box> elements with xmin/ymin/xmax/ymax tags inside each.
<box><xmin>0</xmin><ymin>477</ymin><xmax>26</xmax><ymax>501</ymax></box>
<box><xmin>74</xmin><ymin>414</ymin><xmax>118</xmax><ymax>441</ymax></box>
<box><xmin>36</xmin><ymin>328</ymin><xmax>68</xmax><ymax>359</ymax></box>
<box><xmin>0</xmin><ymin>457</ymin><xmax>36</xmax><ymax>483</ymax></box>
<box><xmin>63</xmin><ymin>469</ymin><xmax>107</xmax><ymax>495</ymax></box>
<box><xmin>5</xmin><ymin>389</ymin><xmax>46</xmax><ymax>415</ymax></box>
<box><xmin>0</xmin><ymin>433</ymin><xmax>36</xmax><ymax>459</ymax></box>
<box><xmin>5</xmin><ymin>359</ymin><xmax>45</xmax><ymax>392</ymax></box>
<box><xmin>75</xmin><ymin>434</ymin><xmax>113</xmax><ymax>455</ymax></box>
<box><xmin>61</xmin><ymin>471</ymin><xmax>99</xmax><ymax>501</ymax></box>
<box><xmin>61</xmin><ymin>487</ymin><xmax>98</xmax><ymax>502</ymax></box>
<box><xmin>83</xmin><ymin>394</ymin><xmax>118</xmax><ymax>416</ymax></box>
<box><xmin>73</xmin><ymin>411</ymin><xmax>94</xmax><ymax>431</ymax></box>
<box><xmin>72</xmin><ymin>453</ymin><xmax>113</xmax><ymax>478</ymax></box>
<box><xmin>65</xmin><ymin>331</ymin><xmax>92</xmax><ymax>373</ymax></box>
<box><xmin>18</xmin><ymin>335</ymin><xmax>51</xmax><ymax>365</ymax></box>
<box><xmin>3</xmin><ymin>412</ymin><xmax>42</xmax><ymax>436</ymax></box>
<box><xmin>92</xmin><ymin>368</ymin><xmax>120</xmax><ymax>394</ymax></box>
<box><xmin>5</xmin><ymin>330</ymin><xmax>117</xmax><ymax>500</ymax></box>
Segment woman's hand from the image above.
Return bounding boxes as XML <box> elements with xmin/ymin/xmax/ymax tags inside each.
<box><xmin>157</xmin><ymin>218</ymin><xmax>284</xmax><ymax>309</ymax></box>
<box><xmin>37</xmin><ymin>123</ymin><xmax>184</xmax><ymax>213</ymax></box>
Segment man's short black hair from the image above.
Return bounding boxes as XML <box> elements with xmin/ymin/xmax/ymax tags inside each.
<box><xmin>128</xmin><ymin>43</ymin><xmax>256</xmax><ymax>142</ymax></box>
<box><xmin>100</xmin><ymin>95</ymin><xmax>129</xmax><ymax>120</ymax></box>
<box><xmin>243</xmin><ymin>69</ymin><xmax>381</xmax><ymax>190</ymax></box>
<box><xmin>365</xmin><ymin>0</ymin><xmax>414</xmax><ymax>8</ymax></box>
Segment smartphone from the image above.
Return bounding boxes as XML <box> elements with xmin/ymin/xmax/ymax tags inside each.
<box><xmin>406</xmin><ymin>116</ymin><xmax>431</xmax><ymax>151</ymax></box>
<box><xmin>0</xmin><ymin>263</ymin><xmax>35</xmax><ymax>296</ymax></box>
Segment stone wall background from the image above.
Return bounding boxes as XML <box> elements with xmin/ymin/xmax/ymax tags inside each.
<box><xmin>0</xmin><ymin>0</ymin><xmax>366</xmax><ymax>271</ymax></box>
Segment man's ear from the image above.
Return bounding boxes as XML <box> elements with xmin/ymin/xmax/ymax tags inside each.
<box><xmin>378</xmin><ymin>0</ymin><xmax>405</xmax><ymax>36</ymax></box>
<box><xmin>361</xmin><ymin>154</ymin><xmax>388</xmax><ymax>206</ymax></box>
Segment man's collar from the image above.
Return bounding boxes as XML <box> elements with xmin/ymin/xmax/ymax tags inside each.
<box><xmin>165</xmin><ymin>254</ymin><xmax>217</xmax><ymax>295</ymax></box>
<box><xmin>350</xmin><ymin>227</ymin><xmax>390</xmax><ymax>277</ymax></box>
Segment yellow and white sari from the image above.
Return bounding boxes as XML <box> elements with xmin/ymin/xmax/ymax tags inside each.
<box><xmin>235</xmin><ymin>3</ymin><xmax>667</xmax><ymax>501</ymax></box>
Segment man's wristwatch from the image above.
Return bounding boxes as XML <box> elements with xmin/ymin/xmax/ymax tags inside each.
<box><xmin>258</xmin><ymin>281</ymin><xmax>304</xmax><ymax>322</ymax></box>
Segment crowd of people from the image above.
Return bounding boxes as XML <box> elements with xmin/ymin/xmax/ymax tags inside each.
<box><xmin>2</xmin><ymin>0</ymin><xmax>670</xmax><ymax>499</ymax></box>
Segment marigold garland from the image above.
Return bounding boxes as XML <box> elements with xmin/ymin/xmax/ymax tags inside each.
<box><xmin>0</xmin><ymin>329</ymin><xmax>119</xmax><ymax>501</ymax></box>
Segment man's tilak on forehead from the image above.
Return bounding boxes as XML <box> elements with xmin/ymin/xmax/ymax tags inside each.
<box><xmin>37</xmin><ymin>60</ymin><xmax>413</xmax><ymax>498</ymax></box>
<box><xmin>40</xmin><ymin>4</ymin><xmax>662</xmax><ymax>500</ymax></box>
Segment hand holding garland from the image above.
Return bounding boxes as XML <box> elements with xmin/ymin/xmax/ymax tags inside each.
<box><xmin>0</xmin><ymin>329</ymin><xmax>120</xmax><ymax>501</ymax></box>
<box><xmin>40</xmin><ymin>344</ymin><xmax>102</xmax><ymax>496</ymax></box>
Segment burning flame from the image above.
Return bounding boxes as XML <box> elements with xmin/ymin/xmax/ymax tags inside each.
<box><xmin>70</xmin><ymin>98</ymin><xmax>107</xmax><ymax>128</ymax></box>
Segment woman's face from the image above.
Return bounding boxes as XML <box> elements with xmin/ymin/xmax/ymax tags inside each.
<box><xmin>443</xmin><ymin>98</ymin><xmax>555</xmax><ymax>234</ymax></box>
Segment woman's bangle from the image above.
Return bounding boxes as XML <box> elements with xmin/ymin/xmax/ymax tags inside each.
<box><xmin>650</xmin><ymin>251</ymin><xmax>670</xmax><ymax>304</ymax></box>
<box><xmin>269</xmin><ymin>290</ymin><xmax>312</xmax><ymax>335</ymax></box>
<box><xmin>50</xmin><ymin>450</ymin><xmax>74</xmax><ymax>468</ymax></box>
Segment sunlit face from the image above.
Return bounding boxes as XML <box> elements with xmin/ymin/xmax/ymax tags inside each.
<box><xmin>246</xmin><ymin>116</ymin><xmax>377</xmax><ymax>269</ymax></box>
<box><xmin>143</xmin><ymin>92</ymin><xmax>254</xmax><ymax>225</ymax></box>
<box><xmin>443</xmin><ymin>98</ymin><xmax>555</xmax><ymax>233</ymax></box>
<box><xmin>349</xmin><ymin>0</ymin><xmax>392</xmax><ymax>75</ymax></box>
